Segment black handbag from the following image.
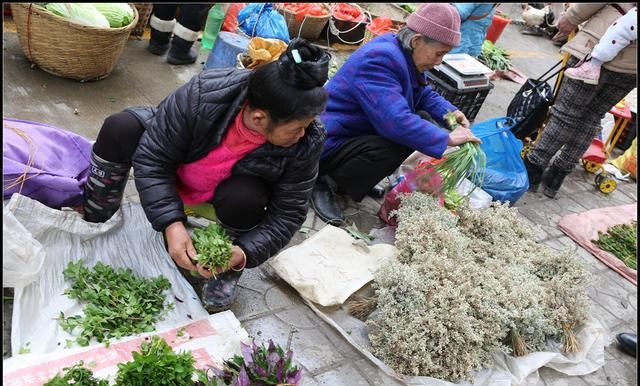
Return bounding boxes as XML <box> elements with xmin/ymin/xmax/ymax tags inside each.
<box><xmin>507</xmin><ymin>60</ymin><xmax>566</xmax><ymax>140</ymax></box>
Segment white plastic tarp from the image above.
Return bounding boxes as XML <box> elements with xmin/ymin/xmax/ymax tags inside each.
<box><xmin>3</xmin><ymin>193</ymin><xmax>212</xmax><ymax>356</ymax></box>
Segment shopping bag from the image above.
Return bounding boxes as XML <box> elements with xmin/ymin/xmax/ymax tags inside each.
<box><xmin>238</xmin><ymin>3</ymin><xmax>290</xmax><ymax>42</ymax></box>
<box><xmin>507</xmin><ymin>60</ymin><xmax>565</xmax><ymax>140</ymax></box>
<box><xmin>472</xmin><ymin>117</ymin><xmax>529</xmax><ymax>205</ymax></box>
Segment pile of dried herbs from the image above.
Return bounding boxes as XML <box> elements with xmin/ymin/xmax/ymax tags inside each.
<box><xmin>366</xmin><ymin>192</ymin><xmax>592</xmax><ymax>382</ymax></box>
<box><xmin>593</xmin><ymin>221</ymin><xmax>637</xmax><ymax>269</ymax></box>
<box><xmin>59</xmin><ymin>261</ymin><xmax>173</xmax><ymax>347</ymax></box>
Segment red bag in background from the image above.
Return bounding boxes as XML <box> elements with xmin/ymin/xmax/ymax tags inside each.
<box><xmin>222</xmin><ymin>3</ymin><xmax>246</xmax><ymax>32</ymax></box>
<box><xmin>283</xmin><ymin>3</ymin><xmax>328</xmax><ymax>22</ymax></box>
<box><xmin>366</xmin><ymin>16</ymin><xmax>394</xmax><ymax>35</ymax></box>
<box><xmin>378</xmin><ymin>161</ymin><xmax>445</xmax><ymax>227</ymax></box>
<box><xmin>331</xmin><ymin>3</ymin><xmax>367</xmax><ymax>23</ymax></box>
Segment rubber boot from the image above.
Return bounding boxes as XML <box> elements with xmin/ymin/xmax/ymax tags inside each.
<box><xmin>524</xmin><ymin>156</ymin><xmax>545</xmax><ymax>192</ymax></box>
<box><xmin>148</xmin><ymin>15</ymin><xmax>175</xmax><ymax>55</ymax></box>
<box><xmin>167</xmin><ymin>35</ymin><xmax>198</xmax><ymax>65</ymax></box>
<box><xmin>83</xmin><ymin>151</ymin><xmax>130</xmax><ymax>223</ymax></box>
<box><xmin>311</xmin><ymin>175</ymin><xmax>345</xmax><ymax>226</ymax></box>
<box><xmin>148</xmin><ymin>28</ymin><xmax>172</xmax><ymax>55</ymax></box>
<box><xmin>541</xmin><ymin>163</ymin><xmax>571</xmax><ymax>199</ymax></box>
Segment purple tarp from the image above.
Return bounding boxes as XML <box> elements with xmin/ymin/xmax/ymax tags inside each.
<box><xmin>3</xmin><ymin>118</ymin><xmax>92</xmax><ymax>208</ymax></box>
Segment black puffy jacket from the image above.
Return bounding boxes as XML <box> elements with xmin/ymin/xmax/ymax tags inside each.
<box><xmin>126</xmin><ymin>67</ymin><xmax>326</xmax><ymax>268</ymax></box>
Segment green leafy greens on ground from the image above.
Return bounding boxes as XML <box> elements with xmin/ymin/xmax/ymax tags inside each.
<box><xmin>59</xmin><ymin>261</ymin><xmax>173</xmax><ymax>347</ymax></box>
<box><xmin>115</xmin><ymin>336</ymin><xmax>196</xmax><ymax>386</ymax></box>
<box><xmin>44</xmin><ymin>361</ymin><xmax>108</xmax><ymax>386</ymax></box>
<box><xmin>593</xmin><ymin>221</ymin><xmax>637</xmax><ymax>269</ymax></box>
<box><xmin>479</xmin><ymin>40</ymin><xmax>513</xmax><ymax>71</ymax></box>
<box><xmin>192</xmin><ymin>223</ymin><xmax>233</xmax><ymax>275</ymax></box>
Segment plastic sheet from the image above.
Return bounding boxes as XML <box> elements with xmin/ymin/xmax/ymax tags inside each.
<box><xmin>4</xmin><ymin>193</ymin><xmax>211</xmax><ymax>356</ymax></box>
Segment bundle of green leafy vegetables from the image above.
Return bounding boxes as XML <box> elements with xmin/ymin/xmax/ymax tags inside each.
<box><xmin>478</xmin><ymin>40</ymin><xmax>513</xmax><ymax>71</ymax></box>
<box><xmin>593</xmin><ymin>221</ymin><xmax>637</xmax><ymax>269</ymax></box>
<box><xmin>191</xmin><ymin>223</ymin><xmax>234</xmax><ymax>276</ymax></box>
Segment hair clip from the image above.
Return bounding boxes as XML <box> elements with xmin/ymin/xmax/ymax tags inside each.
<box><xmin>291</xmin><ymin>49</ymin><xmax>303</xmax><ymax>64</ymax></box>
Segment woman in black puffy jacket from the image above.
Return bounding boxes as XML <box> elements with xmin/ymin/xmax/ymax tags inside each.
<box><xmin>83</xmin><ymin>39</ymin><xmax>330</xmax><ymax>312</ymax></box>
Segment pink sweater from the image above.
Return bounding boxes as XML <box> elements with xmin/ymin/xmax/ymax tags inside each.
<box><xmin>176</xmin><ymin>107</ymin><xmax>266</xmax><ymax>205</ymax></box>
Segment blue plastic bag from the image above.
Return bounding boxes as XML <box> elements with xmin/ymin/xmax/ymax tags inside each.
<box><xmin>471</xmin><ymin>117</ymin><xmax>529</xmax><ymax>205</ymax></box>
<box><xmin>237</xmin><ymin>3</ymin><xmax>290</xmax><ymax>42</ymax></box>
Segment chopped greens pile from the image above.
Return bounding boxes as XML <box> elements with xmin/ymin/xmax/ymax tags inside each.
<box><xmin>59</xmin><ymin>261</ymin><xmax>173</xmax><ymax>346</ymax></box>
<box><xmin>44</xmin><ymin>361</ymin><xmax>108</xmax><ymax>386</ymax></box>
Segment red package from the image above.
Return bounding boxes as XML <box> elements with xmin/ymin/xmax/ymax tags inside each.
<box><xmin>221</xmin><ymin>3</ymin><xmax>246</xmax><ymax>32</ymax></box>
<box><xmin>331</xmin><ymin>3</ymin><xmax>367</xmax><ymax>23</ymax></box>
<box><xmin>378</xmin><ymin>162</ymin><xmax>445</xmax><ymax>227</ymax></box>
<box><xmin>366</xmin><ymin>16</ymin><xmax>393</xmax><ymax>35</ymax></box>
<box><xmin>284</xmin><ymin>3</ymin><xmax>328</xmax><ymax>22</ymax></box>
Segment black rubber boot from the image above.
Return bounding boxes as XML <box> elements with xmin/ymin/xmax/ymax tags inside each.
<box><xmin>541</xmin><ymin>163</ymin><xmax>571</xmax><ymax>199</ymax></box>
<box><xmin>311</xmin><ymin>176</ymin><xmax>345</xmax><ymax>226</ymax></box>
<box><xmin>616</xmin><ymin>333</ymin><xmax>637</xmax><ymax>357</ymax></box>
<box><xmin>148</xmin><ymin>28</ymin><xmax>172</xmax><ymax>55</ymax></box>
<box><xmin>167</xmin><ymin>35</ymin><xmax>198</xmax><ymax>65</ymax></box>
<box><xmin>201</xmin><ymin>269</ymin><xmax>244</xmax><ymax>313</ymax></box>
<box><xmin>524</xmin><ymin>156</ymin><xmax>545</xmax><ymax>192</ymax></box>
<box><xmin>368</xmin><ymin>184</ymin><xmax>386</xmax><ymax>199</ymax></box>
<box><xmin>83</xmin><ymin>151</ymin><xmax>130</xmax><ymax>223</ymax></box>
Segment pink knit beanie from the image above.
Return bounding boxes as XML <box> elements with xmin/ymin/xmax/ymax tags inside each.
<box><xmin>406</xmin><ymin>3</ymin><xmax>461</xmax><ymax>46</ymax></box>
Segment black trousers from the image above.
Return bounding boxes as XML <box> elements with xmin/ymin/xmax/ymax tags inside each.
<box><xmin>319</xmin><ymin>135</ymin><xmax>413</xmax><ymax>202</ymax></box>
<box><xmin>93</xmin><ymin>111</ymin><xmax>270</xmax><ymax>231</ymax></box>
<box><xmin>152</xmin><ymin>4</ymin><xmax>209</xmax><ymax>32</ymax></box>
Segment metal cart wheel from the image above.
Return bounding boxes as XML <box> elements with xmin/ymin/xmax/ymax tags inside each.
<box><xmin>582</xmin><ymin>160</ymin><xmax>601</xmax><ymax>174</ymax></box>
<box><xmin>595</xmin><ymin>173</ymin><xmax>617</xmax><ymax>194</ymax></box>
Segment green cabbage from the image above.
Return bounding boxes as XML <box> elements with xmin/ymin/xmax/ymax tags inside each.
<box><xmin>92</xmin><ymin>3</ymin><xmax>135</xmax><ymax>28</ymax></box>
<box><xmin>45</xmin><ymin>3</ymin><xmax>110</xmax><ymax>28</ymax></box>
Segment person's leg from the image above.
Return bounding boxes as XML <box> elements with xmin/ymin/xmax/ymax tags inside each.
<box><xmin>542</xmin><ymin>67</ymin><xmax>637</xmax><ymax>197</ymax></box>
<box><xmin>168</xmin><ymin>4</ymin><xmax>209</xmax><ymax>65</ymax></box>
<box><xmin>312</xmin><ymin>135</ymin><xmax>412</xmax><ymax>224</ymax></box>
<box><xmin>565</xmin><ymin>7</ymin><xmax>637</xmax><ymax>84</ymax></box>
<box><xmin>200</xmin><ymin>175</ymin><xmax>271</xmax><ymax>313</ymax></box>
<box><xmin>148</xmin><ymin>4</ymin><xmax>178</xmax><ymax>55</ymax></box>
<box><xmin>84</xmin><ymin>112</ymin><xmax>145</xmax><ymax>222</ymax></box>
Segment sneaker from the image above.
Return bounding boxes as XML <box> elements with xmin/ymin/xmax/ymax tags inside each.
<box><xmin>564</xmin><ymin>61</ymin><xmax>601</xmax><ymax>85</ymax></box>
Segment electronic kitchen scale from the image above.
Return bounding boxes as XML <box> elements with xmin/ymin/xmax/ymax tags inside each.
<box><xmin>432</xmin><ymin>53</ymin><xmax>493</xmax><ymax>90</ymax></box>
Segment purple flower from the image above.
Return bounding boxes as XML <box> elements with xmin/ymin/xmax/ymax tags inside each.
<box><xmin>287</xmin><ymin>369</ymin><xmax>303</xmax><ymax>385</ymax></box>
<box><xmin>240</xmin><ymin>342</ymin><xmax>254</xmax><ymax>365</ymax></box>
<box><xmin>254</xmin><ymin>365</ymin><xmax>268</xmax><ymax>378</ymax></box>
<box><xmin>267</xmin><ymin>351</ymin><xmax>280</xmax><ymax>371</ymax></box>
<box><xmin>236</xmin><ymin>366</ymin><xmax>251</xmax><ymax>386</ymax></box>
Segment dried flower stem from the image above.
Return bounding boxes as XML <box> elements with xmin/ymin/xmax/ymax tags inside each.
<box><xmin>347</xmin><ymin>295</ymin><xmax>377</xmax><ymax>320</ymax></box>
<box><xmin>511</xmin><ymin>329</ymin><xmax>528</xmax><ymax>357</ymax></box>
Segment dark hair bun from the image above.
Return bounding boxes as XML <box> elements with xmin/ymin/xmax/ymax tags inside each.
<box><xmin>278</xmin><ymin>38</ymin><xmax>330</xmax><ymax>90</ymax></box>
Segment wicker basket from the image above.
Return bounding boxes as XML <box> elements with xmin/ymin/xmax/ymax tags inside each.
<box><xmin>277</xmin><ymin>4</ymin><xmax>330</xmax><ymax>41</ymax></box>
<box><xmin>131</xmin><ymin>3</ymin><xmax>152</xmax><ymax>37</ymax></box>
<box><xmin>11</xmin><ymin>3</ymin><xmax>138</xmax><ymax>81</ymax></box>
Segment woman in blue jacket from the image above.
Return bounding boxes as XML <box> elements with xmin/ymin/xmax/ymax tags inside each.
<box><xmin>450</xmin><ymin>3</ymin><xmax>498</xmax><ymax>57</ymax></box>
<box><xmin>311</xmin><ymin>3</ymin><xmax>481</xmax><ymax>225</ymax></box>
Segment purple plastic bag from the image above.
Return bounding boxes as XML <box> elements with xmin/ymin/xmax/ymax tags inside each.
<box><xmin>3</xmin><ymin>118</ymin><xmax>92</xmax><ymax>208</ymax></box>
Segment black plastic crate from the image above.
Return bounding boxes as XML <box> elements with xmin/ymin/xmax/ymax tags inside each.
<box><xmin>427</xmin><ymin>70</ymin><xmax>494</xmax><ymax>122</ymax></box>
